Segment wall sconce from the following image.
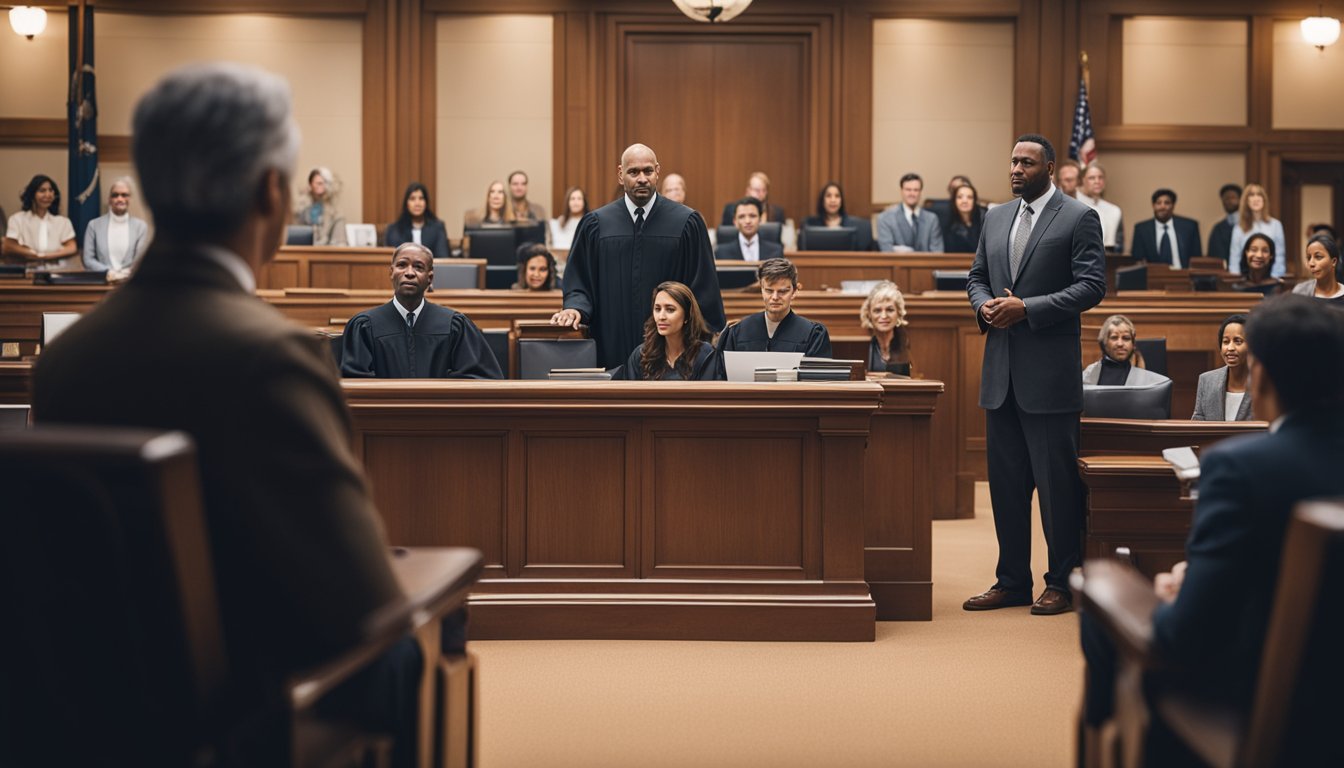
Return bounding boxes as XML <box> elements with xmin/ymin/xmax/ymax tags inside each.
<box><xmin>672</xmin><ymin>0</ymin><xmax>753</xmax><ymax>24</ymax></box>
<box><xmin>1302</xmin><ymin>5</ymin><xmax>1341</xmax><ymax>50</ymax></box>
<box><xmin>9</xmin><ymin>6</ymin><xmax>48</xmax><ymax>40</ymax></box>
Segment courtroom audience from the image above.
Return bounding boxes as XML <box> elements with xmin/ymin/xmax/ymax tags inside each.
<box><xmin>1055</xmin><ymin>158</ymin><xmax>1082</xmax><ymax>198</ymax></box>
<box><xmin>877</xmin><ymin>173</ymin><xmax>944</xmax><ymax>253</ymax></box>
<box><xmin>1228</xmin><ymin>183</ymin><xmax>1287</xmax><ymax>276</ymax></box>
<box><xmin>720</xmin><ymin>171</ymin><xmax>785</xmax><ymax>225</ymax></box>
<box><xmin>716</xmin><ymin>257</ymin><xmax>832</xmax><ymax>356</ymax></box>
<box><xmin>548</xmin><ymin>186</ymin><xmax>588</xmax><ymax>249</ymax></box>
<box><xmin>925</xmin><ymin>174</ymin><xmax>972</xmax><ymax>220</ymax></box>
<box><xmin>1082</xmin><ymin>314</ymin><xmax>1168</xmax><ymax>386</ymax></box>
<box><xmin>660</xmin><ymin>173</ymin><xmax>687</xmax><ymax>205</ymax></box>
<box><xmin>860</xmin><ymin>280</ymin><xmax>912</xmax><ymax>376</ymax></box>
<box><xmin>292</xmin><ymin>166</ymin><xmax>346</xmax><ymax>245</ymax></box>
<box><xmin>716</xmin><ymin>197</ymin><xmax>783</xmax><ymax>262</ymax></box>
<box><xmin>940</xmin><ymin>183</ymin><xmax>984</xmax><ymax>253</ymax></box>
<box><xmin>1291</xmin><ymin>233</ymin><xmax>1343</xmax><ymax>304</ymax></box>
<box><xmin>507</xmin><ymin>170</ymin><xmax>546</xmax><ymax>223</ymax></box>
<box><xmin>1130</xmin><ymin>188</ymin><xmax>1201</xmax><ymax>268</ymax></box>
<box><xmin>1231</xmin><ymin>233</ymin><xmax>1284</xmax><ymax>295</ymax></box>
<box><xmin>614</xmin><ymin>280</ymin><xmax>725</xmax><ymax>381</ymax></box>
<box><xmin>1075</xmin><ymin>162</ymin><xmax>1123</xmax><ymax>253</ymax></box>
<box><xmin>512</xmin><ymin>242</ymin><xmax>557</xmax><ymax>292</ymax></box>
<box><xmin>1206</xmin><ymin>183</ymin><xmax>1241</xmax><ymax>266</ymax></box>
<box><xmin>463</xmin><ymin>180</ymin><xmax>513</xmax><ymax>229</ymax></box>
<box><xmin>3</xmin><ymin>174</ymin><xmax>77</xmax><ymax>270</ymax></box>
<box><xmin>384</xmin><ymin>182</ymin><xmax>450</xmax><ymax>261</ymax></box>
<box><xmin>1192</xmin><ymin>313</ymin><xmax>1252</xmax><ymax>421</ymax></box>
<box><xmin>341</xmin><ymin>242</ymin><xmax>502</xmax><ymax>379</ymax></box>
<box><xmin>82</xmin><ymin>177</ymin><xmax>150</xmax><ymax>280</ymax></box>
<box><xmin>802</xmin><ymin>181</ymin><xmax>874</xmax><ymax>251</ymax></box>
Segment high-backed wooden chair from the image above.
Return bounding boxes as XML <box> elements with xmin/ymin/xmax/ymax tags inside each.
<box><xmin>1073</xmin><ymin>500</ymin><xmax>1344</xmax><ymax>767</ymax></box>
<box><xmin>0</xmin><ymin>426</ymin><xmax>484</xmax><ymax>767</ymax></box>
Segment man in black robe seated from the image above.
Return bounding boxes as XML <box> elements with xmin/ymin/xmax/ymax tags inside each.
<box><xmin>342</xmin><ymin>242</ymin><xmax>502</xmax><ymax>379</ymax></box>
<box><xmin>716</xmin><ymin>257</ymin><xmax>831</xmax><ymax>356</ymax></box>
<box><xmin>550</xmin><ymin>143</ymin><xmax>725</xmax><ymax>369</ymax></box>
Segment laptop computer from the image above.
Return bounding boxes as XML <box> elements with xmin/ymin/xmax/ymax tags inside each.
<box><xmin>723</xmin><ymin>350</ymin><xmax>805</xmax><ymax>382</ymax></box>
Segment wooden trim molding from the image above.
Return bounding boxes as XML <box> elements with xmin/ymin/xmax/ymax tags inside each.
<box><xmin>0</xmin><ymin>119</ymin><xmax>66</xmax><ymax>148</ymax></box>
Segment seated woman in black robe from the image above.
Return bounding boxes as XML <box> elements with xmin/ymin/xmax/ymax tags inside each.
<box><xmin>615</xmin><ymin>281</ymin><xmax>725</xmax><ymax>381</ymax></box>
<box><xmin>511</xmin><ymin>242</ymin><xmax>557</xmax><ymax>291</ymax></box>
<box><xmin>716</xmin><ymin>257</ymin><xmax>831</xmax><ymax>356</ymax></box>
<box><xmin>383</xmin><ymin>182</ymin><xmax>450</xmax><ymax>261</ymax></box>
<box><xmin>341</xmin><ymin>243</ymin><xmax>502</xmax><ymax>379</ymax></box>
<box><xmin>860</xmin><ymin>280</ymin><xmax>913</xmax><ymax>376</ymax></box>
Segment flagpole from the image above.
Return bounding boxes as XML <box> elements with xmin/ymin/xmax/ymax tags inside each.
<box><xmin>1080</xmin><ymin>50</ymin><xmax>1089</xmax><ymax>97</ymax></box>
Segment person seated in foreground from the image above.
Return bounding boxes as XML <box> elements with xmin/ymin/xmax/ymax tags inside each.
<box><xmin>1080</xmin><ymin>294</ymin><xmax>1344</xmax><ymax>748</ymax></box>
<box><xmin>292</xmin><ymin>166</ymin><xmax>346</xmax><ymax>245</ymax></box>
<box><xmin>1081</xmin><ymin>314</ymin><xmax>1169</xmax><ymax>386</ymax></box>
<box><xmin>614</xmin><ymin>280</ymin><xmax>724</xmax><ymax>381</ymax></box>
<box><xmin>512</xmin><ymin>242</ymin><xmax>557</xmax><ymax>291</ymax></box>
<box><xmin>860</xmin><ymin>280</ymin><xmax>913</xmax><ymax>376</ymax></box>
<box><xmin>1231</xmin><ymin>233</ymin><xmax>1284</xmax><ymax>295</ymax></box>
<box><xmin>715</xmin><ymin>197</ymin><xmax>783</xmax><ymax>262</ymax></box>
<box><xmin>31</xmin><ymin>62</ymin><xmax>422</xmax><ymax>767</ymax></box>
<box><xmin>1192</xmin><ymin>313</ymin><xmax>1252</xmax><ymax>421</ymax></box>
<box><xmin>1291</xmin><ymin>232</ymin><xmax>1343</xmax><ymax>304</ymax></box>
<box><xmin>801</xmin><ymin>181</ymin><xmax>874</xmax><ymax>251</ymax></box>
<box><xmin>716</xmin><ymin>257</ymin><xmax>831</xmax><ymax>356</ymax></box>
<box><xmin>3</xmin><ymin>174</ymin><xmax>78</xmax><ymax>270</ymax></box>
<box><xmin>341</xmin><ymin>242</ymin><xmax>502</xmax><ymax>379</ymax></box>
<box><xmin>384</xmin><ymin>182</ymin><xmax>449</xmax><ymax>260</ymax></box>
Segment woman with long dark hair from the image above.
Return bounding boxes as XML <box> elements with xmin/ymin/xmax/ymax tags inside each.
<box><xmin>3</xmin><ymin>174</ymin><xmax>78</xmax><ymax>270</ymax></box>
<box><xmin>940</xmin><ymin>183</ymin><xmax>984</xmax><ymax>253</ymax></box>
<box><xmin>800</xmin><ymin>181</ymin><xmax>874</xmax><ymax>251</ymax></box>
<box><xmin>1231</xmin><ymin>233</ymin><xmax>1284</xmax><ymax>296</ymax></box>
<box><xmin>384</xmin><ymin>181</ymin><xmax>449</xmax><ymax>260</ymax></box>
<box><xmin>512</xmin><ymin>242</ymin><xmax>557</xmax><ymax>291</ymax></box>
<box><xmin>615</xmin><ymin>281</ymin><xmax>724</xmax><ymax>380</ymax></box>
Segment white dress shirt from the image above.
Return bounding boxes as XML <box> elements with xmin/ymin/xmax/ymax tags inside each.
<box><xmin>390</xmin><ymin>296</ymin><xmax>426</xmax><ymax>326</ymax></box>
<box><xmin>738</xmin><ymin>233</ymin><xmax>760</xmax><ymax>262</ymax></box>
<box><xmin>624</xmin><ymin>192</ymin><xmax>658</xmax><ymax>223</ymax></box>
<box><xmin>1009</xmin><ymin>183</ymin><xmax>1057</xmax><ymax>255</ymax></box>
<box><xmin>1076</xmin><ymin>192</ymin><xmax>1122</xmax><ymax>249</ymax></box>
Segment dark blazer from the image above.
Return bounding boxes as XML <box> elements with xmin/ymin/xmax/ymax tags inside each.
<box><xmin>32</xmin><ymin>246</ymin><xmax>403</xmax><ymax>694</ymax></box>
<box><xmin>721</xmin><ymin>201</ymin><xmax>785</xmax><ymax>226</ymax></box>
<box><xmin>383</xmin><ymin>217</ymin><xmax>450</xmax><ymax>261</ymax></box>
<box><xmin>715</xmin><ymin>236</ymin><xmax>784</xmax><ymax>262</ymax></box>
<box><xmin>1208</xmin><ymin>217</ymin><xmax>1235</xmax><ymax>266</ymax></box>
<box><xmin>801</xmin><ymin>215</ymin><xmax>875</xmax><ymax>251</ymax></box>
<box><xmin>1152</xmin><ymin>409</ymin><xmax>1344</xmax><ymax>705</ymax></box>
<box><xmin>1191</xmin><ymin>366</ymin><xmax>1253</xmax><ymax>421</ymax></box>
<box><xmin>940</xmin><ymin>214</ymin><xmax>984</xmax><ymax>254</ymax></box>
<box><xmin>1131</xmin><ymin>215</ymin><xmax>1202</xmax><ymax>267</ymax></box>
<box><xmin>967</xmin><ymin>188</ymin><xmax>1107</xmax><ymax>413</ymax></box>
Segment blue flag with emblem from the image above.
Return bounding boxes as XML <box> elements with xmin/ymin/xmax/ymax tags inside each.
<box><xmin>67</xmin><ymin>2</ymin><xmax>99</xmax><ymax>248</ymax></box>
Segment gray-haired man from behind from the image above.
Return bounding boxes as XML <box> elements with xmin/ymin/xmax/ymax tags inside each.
<box><xmin>33</xmin><ymin>63</ymin><xmax>423</xmax><ymax>766</ymax></box>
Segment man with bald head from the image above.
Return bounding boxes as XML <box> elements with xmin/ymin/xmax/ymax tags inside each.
<box><xmin>552</xmin><ymin>143</ymin><xmax>724</xmax><ymax>368</ymax></box>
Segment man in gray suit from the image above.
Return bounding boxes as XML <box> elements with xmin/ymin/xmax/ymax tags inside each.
<box><xmin>877</xmin><ymin>173</ymin><xmax>944</xmax><ymax>252</ymax></box>
<box><xmin>964</xmin><ymin>134</ymin><xmax>1106</xmax><ymax>615</ymax></box>
<box><xmin>82</xmin><ymin>177</ymin><xmax>150</xmax><ymax>279</ymax></box>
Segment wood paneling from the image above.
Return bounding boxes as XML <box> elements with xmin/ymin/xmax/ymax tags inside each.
<box><xmin>1079</xmin><ymin>454</ymin><xmax>1191</xmax><ymax>578</ymax></box>
<box><xmin>523</xmin><ymin>433</ymin><xmax>631</xmax><ymax>572</ymax></box>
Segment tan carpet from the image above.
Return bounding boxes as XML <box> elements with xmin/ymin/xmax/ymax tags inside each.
<box><xmin>470</xmin><ymin>483</ymin><xmax>1083</xmax><ymax>767</ymax></box>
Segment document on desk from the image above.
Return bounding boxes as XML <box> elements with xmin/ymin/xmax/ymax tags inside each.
<box><xmin>1162</xmin><ymin>446</ymin><xmax>1200</xmax><ymax>482</ymax></box>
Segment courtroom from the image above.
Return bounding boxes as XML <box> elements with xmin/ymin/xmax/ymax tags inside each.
<box><xmin>3</xmin><ymin>1</ymin><xmax>1344</xmax><ymax>767</ymax></box>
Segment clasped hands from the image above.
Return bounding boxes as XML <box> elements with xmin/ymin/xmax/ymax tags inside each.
<box><xmin>979</xmin><ymin>289</ymin><xmax>1027</xmax><ymax>328</ymax></box>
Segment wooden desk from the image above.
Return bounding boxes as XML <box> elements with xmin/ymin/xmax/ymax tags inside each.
<box><xmin>341</xmin><ymin>380</ymin><xmax>912</xmax><ymax>641</ymax></box>
<box><xmin>1077</xmin><ymin>454</ymin><xmax>1190</xmax><ymax>579</ymax></box>
<box><xmin>1081</xmin><ymin>418</ymin><xmax>1267</xmax><ymax>456</ymax></box>
<box><xmin>0</xmin><ymin>361</ymin><xmax>32</xmax><ymax>404</ymax></box>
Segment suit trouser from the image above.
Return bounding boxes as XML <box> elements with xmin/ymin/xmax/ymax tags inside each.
<box><xmin>985</xmin><ymin>383</ymin><xmax>1084</xmax><ymax>593</ymax></box>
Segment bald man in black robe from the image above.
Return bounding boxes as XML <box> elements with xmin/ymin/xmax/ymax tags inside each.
<box><xmin>551</xmin><ymin>143</ymin><xmax>725</xmax><ymax>369</ymax></box>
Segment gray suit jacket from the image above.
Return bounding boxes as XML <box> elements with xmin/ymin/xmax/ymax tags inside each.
<box><xmin>82</xmin><ymin>214</ymin><xmax>150</xmax><ymax>272</ymax></box>
<box><xmin>967</xmin><ymin>188</ymin><xmax>1107</xmax><ymax>413</ymax></box>
<box><xmin>877</xmin><ymin>205</ymin><xmax>945</xmax><ymax>252</ymax></box>
<box><xmin>1192</xmin><ymin>366</ymin><xmax>1254</xmax><ymax>421</ymax></box>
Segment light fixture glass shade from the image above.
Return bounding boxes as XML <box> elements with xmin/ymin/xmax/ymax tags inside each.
<box><xmin>9</xmin><ymin>6</ymin><xmax>47</xmax><ymax>39</ymax></box>
<box><xmin>672</xmin><ymin>0</ymin><xmax>753</xmax><ymax>24</ymax></box>
<box><xmin>1301</xmin><ymin>15</ymin><xmax>1341</xmax><ymax>49</ymax></box>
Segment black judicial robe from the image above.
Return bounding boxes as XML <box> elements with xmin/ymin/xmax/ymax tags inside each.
<box><xmin>340</xmin><ymin>300</ymin><xmax>502</xmax><ymax>379</ymax></box>
<box><xmin>715</xmin><ymin>311</ymin><xmax>832</xmax><ymax>357</ymax></box>
<box><xmin>613</xmin><ymin>340</ymin><xmax>725</xmax><ymax>381</ymax></box>
<box><xmin>562</xmin><ymin>196</ymin><xmax>725</xmax><ymax>368</ymax></box>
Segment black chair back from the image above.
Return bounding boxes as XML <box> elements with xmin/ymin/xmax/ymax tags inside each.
<box><xmin>517</xmin><ymin>339</ymin><xmax>597</xmax><ymax>379</ymax></box>
<box><xmin>464</xmin><ymin>228</ymin><xmax>517</xmax><ymax>266</ymax></box>
<box><xmin>1115</xmin><ymin>263</ymin><xmax>1148</xmax><ymax>292</ymax></box>
<box><xmin>1135</xmin><ymin>337</ymin><xmax>1168</xmax><ymax>376</ymax></box>
<box><xmin>285</xmin><ymin>225</ymin><xmax>315</xmax><ymax>246</ymax></box>
<box><xmin>433</xmin><ymin>262</ymin><xmax>480</xmax><ymax>290</ymax></box>
<box><xmin>1082</xmin><ymin>380</ymin><xmax>1172</xmax><ymax>419</ymax></box>
<box><xmin>717</xmin><ymin>266</ymin><xmax>758</xmax><ymax>291</ymax></box>
<box><xmin>513</xmin><ymin>221</ymin><xmax>546</xmax><ymax>249</ymax></box>
<box><xmin>483</xmin><ymin>329</ymin><xmax>510</xmax><ymax>379</ymax></box>
<box><xmin>799</xmin><ymin>226</ymin><xmax>857</xmax><ymax>252</ymax></box>
<box><xmin>933</xmin><ymin>270</ymin><xmax>970</xmax><ymax>291</ymax></box>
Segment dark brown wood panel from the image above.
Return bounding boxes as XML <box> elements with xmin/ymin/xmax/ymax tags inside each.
<box><xmin>523</xmin><ymin>433</ymin><xmax>631</xmax><ymax>570</ymax></box>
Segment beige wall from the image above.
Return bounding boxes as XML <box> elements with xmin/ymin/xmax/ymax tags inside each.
<box><xmin>1273</xmin><ymin>20</ymin><xmax>1344</xmax><ymax>130</ymax></box>
<box><xmin>1121</xmin><ymin>18</ymin><xmax>1247</xmax><ymax>126</ymax></box>
<box><xmin>1097</xmin><ymin>151</ymin><xmax>1246</xmax><ymax>250</ymax></box>
<box><xmin>0</xmin><ymin>12</ymin><xmax>69</xmax><ymax>218</ymax></box>
<box><xmin>437</xmin><ymin>15</ymin><xmax>553</xmax><ymax>240</ymax></box>
<box><xmin>872</xmin><ymin>20</ymin><xmax>1014</xmax><ymax>206</ymax></box>
<box><xmin>0</xmin><ymin>149</ymin><xmax>66</xmax><ymax>224</ymax></box>
<box><xmin>1301</xmin><ymin>183</ymin><xmax>1333</xmax><ymax>230</ymax></box>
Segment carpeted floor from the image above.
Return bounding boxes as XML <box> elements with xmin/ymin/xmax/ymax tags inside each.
<box><xmin>470</xmin><ymin>483</ymin><xmax>1083</xmax><ymax>767</ymax></box>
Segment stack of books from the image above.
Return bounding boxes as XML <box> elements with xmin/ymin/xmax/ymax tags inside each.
<box><xmin>548</xmin><ymin>368</ymin><xmax>612</xmax><ymax>380</ymax></box>
<box><xmin>797</xmin><ymin>358</ymin><xmax>861</xmax><ymax>381</ymax></box>
<box><xmin>753</xmin><ymin>368</ymin><xmax>799</xmax><ymax>382</ymax></box>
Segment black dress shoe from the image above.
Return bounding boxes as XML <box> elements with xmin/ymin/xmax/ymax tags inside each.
<box><xmin>1031</xmin><ymin>587</ymin><xmax>1073</xmax><ymax>615</ymax></box>
<box><xmin>963</xmin><ymin>587</ymin><xmax>1033</xmax><ymax>611</ymax></box>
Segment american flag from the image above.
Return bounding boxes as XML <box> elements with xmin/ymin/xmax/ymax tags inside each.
<box><xmin>1068</xmin><ymin>76</ymin><xmax>1096</xmax><ymax>165</ymax></box>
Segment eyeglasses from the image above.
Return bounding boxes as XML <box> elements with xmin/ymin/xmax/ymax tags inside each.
<box><xmin>109</xmin><ymin>192</ymin><xmax>130</xmax><ymax>198</ymax></box>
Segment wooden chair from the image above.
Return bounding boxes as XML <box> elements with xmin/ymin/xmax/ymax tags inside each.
<box><xmin>0</xmin><ymin>426</ymin><xmax>483</xmax><ymax>767</ymax></box>
<box><xmin>1073</xmin><ymin>500</ymin><xmax>1344</xmax><ymax>767</ymax></box>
